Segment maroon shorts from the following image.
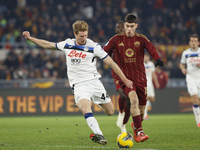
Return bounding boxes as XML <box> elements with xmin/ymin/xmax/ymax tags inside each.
<box><xmin>120</xmin><ymin>81</ymin><xmax>147</xmax><ymax>106</ymax></box>
<box><xmin>113</xmin><ymin>78</ymin><xmax>121</xmax><ymax>91</ymax></box>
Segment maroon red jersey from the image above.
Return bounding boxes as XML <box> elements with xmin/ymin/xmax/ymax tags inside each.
<box><xmin>103</xmin><ymin>33</ymin><xmax>160</xmax><ymax>83</ymax></box>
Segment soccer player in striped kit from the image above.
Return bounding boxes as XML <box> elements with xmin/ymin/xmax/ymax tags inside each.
<box><xmin>104</xmin><ymin>13</ymin><xmax>163</xmax><ymax>142</ymax></box>
<box><xmin>180</xmin><ymin>34</ymin><xmax>200</xmax><ymax>128</ymax></box>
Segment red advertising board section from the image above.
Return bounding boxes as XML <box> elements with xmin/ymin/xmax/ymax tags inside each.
<box><xmin>0</xmin><ymin>88</ymin><xmax>192</xmax><ymax>116</ymax></box>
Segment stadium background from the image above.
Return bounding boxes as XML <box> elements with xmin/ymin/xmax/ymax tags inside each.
<box><xmin>0</xmin><ymin>0</ymin><xmax>199</xmax><ymax>116</ymax></box>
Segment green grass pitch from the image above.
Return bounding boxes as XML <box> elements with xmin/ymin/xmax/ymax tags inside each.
<box><xmin>0</xmin><ymin>114</ymin><xmax>200</xmax><ymax>150</ymax></box>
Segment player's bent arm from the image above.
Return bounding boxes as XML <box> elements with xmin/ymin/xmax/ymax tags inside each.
<box><xmin>180</xmin><ymin>63</ymin><xmax>187</xmax><ymax>75</ymax></box>
<box><xmin>22</xmin><ymin>31</ymin><xmax>57</xmax><ymax>50</ymax></box>
<box><xmin>103</xmin><ymin>55</ymin><xmax>133</xmax><ymax>89</ymax></box>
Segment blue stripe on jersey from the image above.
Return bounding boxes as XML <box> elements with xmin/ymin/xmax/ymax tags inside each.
<box><xmin>64</xmin><ymin>43</ymin><xmax>94</xmax><ymax>53</ymax></box>
<box><xmin>100</xmin><ymin>54</ymin><xmax>108</xmax><ymax>60</ymax></box>
<box><xmin>185</xmin><ymin>53</ymin><xmax>200</xmax><ymax>58</ymax></box>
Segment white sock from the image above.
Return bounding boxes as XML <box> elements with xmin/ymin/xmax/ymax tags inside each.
<box><xmin>121</xmin><ymin>124</ymin><xmax>127</xmax><ymax>133</ymax></box>
<box><xmin>193</xmin><ymin>105</ymin><xmax>200</xmax><ymax>124</ymax></box>
<box><xmin>116</xmin><ymin>111</ymin><xmax>125</xmax><ymax>128</ymax></box>
<box><xmin>144</xmin><ymin>100</ymin><xmax>151</xmax><ymax>117</ymax></box>
<box><xmin>85</xmin><ymin>113</ymin><xmax>103</xmax><ymax>135</ymax></box>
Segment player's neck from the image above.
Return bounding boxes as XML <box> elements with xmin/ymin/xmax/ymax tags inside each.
<box><xmin>191</xmin><ymin>47</ymin><xmax>198</xmax><ymax>51</ymax></box>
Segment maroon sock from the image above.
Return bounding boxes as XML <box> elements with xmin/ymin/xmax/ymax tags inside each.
<box><xmin>123</xmin><ymin>106</ymin><xmax>130</xmax><ymax>124</ymax></box>
<box><xmin>118</xmin><ymin>97</ymin><xmax>126</xmax><ymax>113</ymax></box>
<box><xmin>132</xmin><ymin>115</ymin><xmax>143</xmax><ymax>132</ymax></box>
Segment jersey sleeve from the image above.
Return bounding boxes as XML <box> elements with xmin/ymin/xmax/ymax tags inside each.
<box><xmin>56</xmin><ymin>39</ymin><xmax>69</xmax><ymax>51</ymax></box>
<box><xmin>94</xmin><ymin>44</ymin><xmax>108</xmax><ymax>60</ymax></box>
<box><xmin>143</xmin><ymin>36</ymin><xmax>160</xmax><ymax>61</ymax></box>
<box><xmin>103</xmin><ymin>36</ymin><xmax>116</xmax><ymax>55</ymax></box>
<box><xmin>180</xmin><ymin>51</ymin><xmax>186</xmax><ymax>64</ymax></box>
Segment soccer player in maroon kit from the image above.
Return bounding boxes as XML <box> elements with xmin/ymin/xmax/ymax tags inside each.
<box><xmin>103</xmin><ymin>13</ymin><xmax>164</xmax><ymax>142</ymax></box>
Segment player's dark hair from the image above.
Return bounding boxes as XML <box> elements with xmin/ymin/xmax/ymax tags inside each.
<box><xmin>190</xmin><ymin>34</ymin><xmax>199</xmax><ymax>41</ymax></box>
<box><xmin>125</xmin><ymin>14</ymin><xmax>138</xmax><ymax>23</ymax></box>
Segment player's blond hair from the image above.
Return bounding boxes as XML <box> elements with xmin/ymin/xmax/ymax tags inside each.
<box><xmin>72</xmin><ymin>20</ymin><xmax>89</xmax><ymax>35</ymax></box>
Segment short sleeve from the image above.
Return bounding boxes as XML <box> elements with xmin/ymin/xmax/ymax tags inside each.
<box><xmin>56</xmin><ymin>39</ymin><xmax>70</xmax><ymax>51</ymax></box>
<box><xmin>180</xmin><ymin>51</ymin><xmax>186</xmax><ymax>64</ymax></box>
<box><xmin>94</xmin><ymin>44</ymin><xmax>108</xmax><ymax>60</ymax></box>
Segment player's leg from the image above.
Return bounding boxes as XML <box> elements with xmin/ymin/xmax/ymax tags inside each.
<box><xmin>121</xmin><ymin>99</ymin><xmax>131</xmax><ymax>133</ymax></box>
<box><xmin>126</xmin><ymin>84</ymin><xmax>148</xmax><ymax>142</ymax></box>
<box><xmin>187</xmin><ymin>83</ymin><xmax>200</xmax><ymax>127</ymax></box>
<box><xmin>74</xmin><ymin>80</ymin><xmax>107</xmax><ymax>145</ymax></box>
<box><xmin>99</xmin><ymin>101</ymin><xmax>114</xmax><ymax>115</ymax></box>
<box><xmin>144</xmin><ymin>84</ymin><xmax>155</xmax><ymax>119</ymax></box>
<box><xmin>144</xmin><ymin>96</ymin><xmax>154</xmax><ymax>119</ymax></box>
<box><xmin>77</xmin><ymin>99</ymin><xmax>108</xmax><ymax>145</ymax></box>
<box><xmin>77</xmin><ymin>99</ymin><xmax>104</xmax><ymax>135</ymax></box>
<box><xmin>191</xmin><ymin>94</ymin><xmax>200</xmax><ymax>127</ymax></box>
<box><xmin>117</xmin><ymin>88</ymin><xmax>128</xmax><ymax>131</ymax></box>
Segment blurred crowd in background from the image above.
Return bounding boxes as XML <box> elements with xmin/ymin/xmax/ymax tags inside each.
<box><xmin>0</xmin><ymin>0</ymin><xmax>200</xmax><ymax>81</ymax></box>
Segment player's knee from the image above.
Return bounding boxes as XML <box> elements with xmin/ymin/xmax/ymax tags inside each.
<box><xmin>107</xmin><ymin>109</ymin><xmax>114</xmax><ymax>116</ymax></box>
<box><xmin>106</xmin><ymin>107</ymin><xmax>114</xmax><ymax>115</ymax></box>
<box><xmin>130</xmin><ymin>98</ymin><xmax>138</xmax><ymax>105</ymax></box>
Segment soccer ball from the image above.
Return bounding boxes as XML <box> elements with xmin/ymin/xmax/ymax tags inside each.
<box><xmin>116</xmin><ymin>132</ymin><xmax>134</xmax><ymax>148</ymax></box>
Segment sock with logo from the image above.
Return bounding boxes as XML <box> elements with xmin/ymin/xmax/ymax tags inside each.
<box><xmin>84</xmin><ymin>113</ymin><xmax>103</xmax><ymax>135</ymax></box>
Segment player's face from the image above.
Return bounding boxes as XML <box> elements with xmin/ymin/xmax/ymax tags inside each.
<box><xmin>189</xmin><ymin>37</ymin><xmax>199</xmax><ymax>50</ymax></box>
<box><xmin>75</xmin><ymin>31</ymin><xmax>88</xmax><ymax>45</ymax></box>
<box><xmin>124</xmin><ymin>22</ymin><xmax>138</xmax><ymax>37</ymax></box>
<box><xmin>115</xmin><ymin>23</ymin><xmax>124</xmax><ymax>34</ymax></box>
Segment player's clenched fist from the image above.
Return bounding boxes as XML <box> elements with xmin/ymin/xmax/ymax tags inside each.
<box><xmin>22</xmin><ymin>31</ymin><xmax>31</xmax><ymax>40</ymax></box>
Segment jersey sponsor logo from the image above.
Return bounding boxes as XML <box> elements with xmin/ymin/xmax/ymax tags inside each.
<box><xmin>71</xmin><ymin>59</ymin><xmax>81</xmax><ymax>65</ymax></box>
<box><xmin>125</xmin><ymin>48</ymin><xmax>134</xmax><ymax>57</ymax></box>
<box><xmin>125</xmin><ymin>58</ymin><xmax>136</xmax><ymax>62</ymax></box>
<box><xmin>118</xmin><ymin>42</ymin><xmax>124</xmax><ymax>46</ymax></box>
<box><xmin>188</xmin><ymin>57</ymin><xmax>200</xmax><ymax>63</ymax></box>
<box><xmin>134</xmin><ymin>41</ymin><xmax>140</xmax><ymax>48</ymax></box>
<box><xmin>68</xmin><ymin>50</ymin><xmax>86</xmax><ymax>58</ymax></box>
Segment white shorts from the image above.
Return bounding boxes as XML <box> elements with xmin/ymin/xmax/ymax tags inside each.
<box><xmin>73</xmin><ymin>79</ymin><xmax>111</xmax><ymax>104</ymax></box>
<box><xmin>187</xmin><ymin>81</ymin><xmax>200</xmax><ymax>97</ymax></box>
<box><xmin>147</xmin><ymin>83</ymin><xmax>155</xmax><ymax>97</ymax></box>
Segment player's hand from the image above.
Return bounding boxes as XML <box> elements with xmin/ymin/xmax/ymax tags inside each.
<box><xmin>182</xmin><ymin>68</ymin><xmax>187</xmax><ymax>75</ymax></box>
<box><xmin>155</xmin><ymin>59</ymin><xmax>164</xmax><ymax>67</ymax></box>
<box><xmin>22</xmin><ymin>31</ymin><xmax>31</xmax><ymax>40</ymax></box>
<box><xmin>196</xmin><ymin>63</ymin><xmax>200</xmax><ymax>68</ymax></box>
<box><xmin>124</xmin><ymin>79</ymin><xmax>133</xmax><ymax>89</ymax></box>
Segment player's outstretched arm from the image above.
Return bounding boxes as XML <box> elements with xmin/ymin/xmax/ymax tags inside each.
<box><xmin>103</xmin><ymin>55</ymin><xmax>133</xmax><ymax>89</ymax></box>
<box><xmin>22</xmin><ymin>31</ymin><xmax>57</xmax><ymax>50</ymax></box>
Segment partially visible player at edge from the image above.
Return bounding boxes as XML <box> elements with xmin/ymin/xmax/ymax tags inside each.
<box><xmin>144</xmin><ymin>53</ymin><xmax>160</xmax><ymax>120</ymax></box>
<box><xmin>180</xmin><ymin>34</ymin><xmax>200</xmax><ymax>128</ymax></box>
<box><xmin>103</xmin><ymin>13</ymin><xmax>164</xmax><ymax>142</ymax></box>
<box><xmin>107</xmin><ymin>20</ymin><xmax>130</xmax><ymax>130</ymax></box>
<box><xmin>22</xmin><ymin>20</ymin><xmax>133</xmax><ymax>145</ymax></box>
